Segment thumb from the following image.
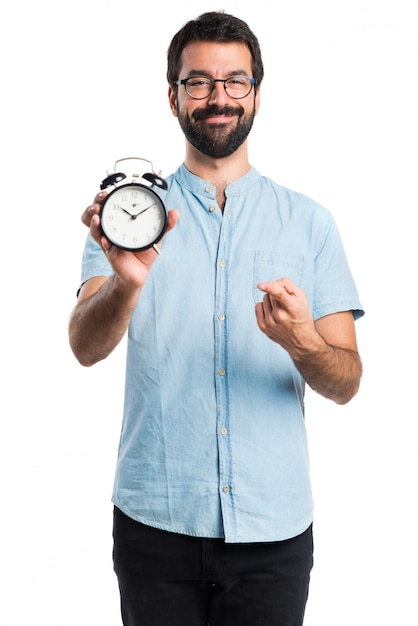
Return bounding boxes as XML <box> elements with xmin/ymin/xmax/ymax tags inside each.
<box><xmin>166</xmin><ymin>209</ymin><xmax>180</xmax><ymax>233</ymax></box>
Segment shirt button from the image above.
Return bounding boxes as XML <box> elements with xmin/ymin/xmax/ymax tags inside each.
<box><xmin>219</xmin><ymin>260</ymin><xmax>226</xmax><ymax>268</ymax></box>
<box><xmin>222</xmin><ymin>485</ymin><xmax>230</xmax><ymax>494</ymax></box>
<box><xmin>218</xmin><ymin>368</ymin><xmax>226</xmax><ymax>377</ymax></box>
<box><xmin>205</xmin><ymin>186</ymin><xmax>211</xmax><ymax>193</ymax></box>
<box><xmin>209</xmin><ymin>206</ymin><xmax>216</xmax><ymax>212</ymax></box>
<box><xmin>218</xmin><ymin>313</ymin><xmax>225</xmax><ymax>321</ymax></box>
<box><xmin>220</xmin><ymin>427</ymin><xmax>228</xmax><ymax>435</ymax></box>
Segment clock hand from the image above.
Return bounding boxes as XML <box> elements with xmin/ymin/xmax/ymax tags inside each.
<box><xmin>116</xmin><ymin>204</ymin><xmax>135</xmax><ymax>217</ymax></box>
<box><xmin>131</xmin><ymin>203</ymin><xmax>155</xmax><ymax>218</ymax></box>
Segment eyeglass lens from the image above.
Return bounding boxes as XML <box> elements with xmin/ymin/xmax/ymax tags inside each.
<box><xmin>185</xmin><ymin>77</ymin><xmax>253</xmax><ymax>99</ymax></box>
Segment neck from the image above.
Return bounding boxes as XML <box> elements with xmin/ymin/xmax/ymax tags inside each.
<box><xmin>184</xmin><ymin>142</ymin><xmax>251</xmax><ymax>197</ymax></box>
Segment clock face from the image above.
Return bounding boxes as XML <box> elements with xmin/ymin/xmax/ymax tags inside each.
<box><xmin>100</xmin><ymin>184</ymin><xmax>167</xmax><ymax>251</ymax></box>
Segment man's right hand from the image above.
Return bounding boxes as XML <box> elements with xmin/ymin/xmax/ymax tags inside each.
<box><xmin>81</xmin><ymin>191</ymin><xmax>180</xmax><ymax>291</ymax></box>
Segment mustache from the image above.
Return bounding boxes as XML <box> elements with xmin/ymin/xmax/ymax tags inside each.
<box><xmin>192</xmin><ymin>105</ymin><xmax>244</xmax><ymax>121</ymax></box>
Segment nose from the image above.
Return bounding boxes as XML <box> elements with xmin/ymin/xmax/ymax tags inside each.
<box><xmin>207</xmin><ymin>80</ymin><xmax>229</xmax><ymax>106</ymax></box>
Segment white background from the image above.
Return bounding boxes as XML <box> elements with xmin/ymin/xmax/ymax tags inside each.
<box><xmin>2</xmin><ymin>0</ymin><xmax>417</xmax><ymax>623</ymax></box>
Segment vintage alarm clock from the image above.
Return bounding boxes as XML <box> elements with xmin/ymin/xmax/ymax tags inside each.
<box><xmin>99</xmin><ymin>157</ymin><xmax>168</xmax><ymax>253</ymax></box>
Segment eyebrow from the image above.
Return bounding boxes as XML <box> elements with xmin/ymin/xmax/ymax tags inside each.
<box><xmin>185</xmin><ymin>69</ymin><xmax>251</xmax><ymax>78</ymax></box>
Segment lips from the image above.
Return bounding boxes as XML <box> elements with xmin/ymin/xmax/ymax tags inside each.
<box><xmin>203</xmin><ymin>115</ymin><xmax>234</xmax><ymax>124</ymax></box>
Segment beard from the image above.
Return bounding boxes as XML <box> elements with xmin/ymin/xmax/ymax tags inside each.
<box><xmin>177</xmin><ymin>102</ymin><xmax>256</xmax><ymax>158</ymax></box>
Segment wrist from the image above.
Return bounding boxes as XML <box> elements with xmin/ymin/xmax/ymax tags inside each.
<box><xmin>291</xmin><ymin>330</ymin><xmax>331</xmax><ymax>366</ymax></box>
<box><xmin>111</xmin><ymin>273</ymin><xmax>143</xmax><ymax>303</ymax></box>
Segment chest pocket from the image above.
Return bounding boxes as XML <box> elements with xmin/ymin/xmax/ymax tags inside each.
<box><xmin>253</xmin><ymin>250</ymin><xmax>305</xmax><ymax>303</ymax></box>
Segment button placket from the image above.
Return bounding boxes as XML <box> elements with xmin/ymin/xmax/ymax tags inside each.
<box><xmin>213</xmin><ymin>197</ymin><xmax>234</xmax><ymax>513</ymax></box>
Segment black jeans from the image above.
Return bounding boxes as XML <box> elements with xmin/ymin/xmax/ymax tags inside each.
<box><xmin>113</xmin><ymin>507</ymin><xmax>313</xmax><ymax>626</ymax></box>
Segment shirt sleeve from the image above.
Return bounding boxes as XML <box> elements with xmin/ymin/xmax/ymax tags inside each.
<box><xmin>77</xmin><ymin>234</ymin><xmax>113</xmax><ymax>295</ymax></box>
<box><xmin>312</xmin><ymin>214</ymin><xmax>364</xmax><ymax>321</ymax></box>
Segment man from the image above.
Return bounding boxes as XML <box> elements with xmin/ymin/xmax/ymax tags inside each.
<box><xmin>69</xmin><ymin>11</ymin><xmax>364</xmax><ymax>626</ymax></box>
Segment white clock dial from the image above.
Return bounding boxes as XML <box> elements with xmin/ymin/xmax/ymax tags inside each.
<box><xmin>100</xmin><ymin>184</ymin><xmax>167</xmax><ymax>251</ymax></box>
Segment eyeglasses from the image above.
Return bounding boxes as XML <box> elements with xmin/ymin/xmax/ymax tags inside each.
<box><xmin>175</xmin><ymin>76</ymin><xmax>256</xmax><ymax>100</ymax></box>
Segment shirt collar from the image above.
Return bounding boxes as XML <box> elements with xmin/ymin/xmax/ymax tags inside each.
<box><xmin>173</xmin><ymin>163</ymin><xmax>261</xmax><ymax>198</ymax></box>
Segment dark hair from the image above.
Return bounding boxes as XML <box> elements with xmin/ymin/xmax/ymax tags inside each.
<box><xmin>167</xmin><ymin>11</ymin><xmax>264</xmax><ymax>91</ymax></box>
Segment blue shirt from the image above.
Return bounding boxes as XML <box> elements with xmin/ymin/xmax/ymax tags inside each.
<box><xmin>79</xmin><ymin>164</ymin><xmax>364</xmax><ymax>543</ymax></box>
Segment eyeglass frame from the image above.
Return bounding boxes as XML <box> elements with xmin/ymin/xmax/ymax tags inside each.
<box><xmin>174</xmin><ymin>75</ymin><xmax>257</xmax><ymax>100</ymax></box>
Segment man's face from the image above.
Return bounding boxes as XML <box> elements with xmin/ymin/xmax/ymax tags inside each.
<box><xmin>169</xmin><ymin>41</ymin><xmax>260</xmax><ymax>158</ymax></box>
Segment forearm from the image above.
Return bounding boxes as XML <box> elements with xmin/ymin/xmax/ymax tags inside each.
<box><xmin>292</xmin><ymin>334</ymin><xmax>362</xmax><ymax>405</ymax></box>
<box><xmin>255</xmin><ymin>279</ymin><xmax>363</xmax><ymax>405</ymax></box>
<box><xmin>69</xmin><ymin>275</ymin><xmax>141</xmax><ymax>367</ymax></box>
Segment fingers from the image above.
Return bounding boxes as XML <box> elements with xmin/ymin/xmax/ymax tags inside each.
<box><xmin>255</xmin><ymin>278</ymin><xmax>300</xmax><ymax>328</ymax></box>
<box><xmin>81</xmin><ymin>205</ymin><xmax>97</xmax><ymax>227</ymax></box>
<box><xmin>255</xmin><ymin>280</ymin><xmax>294</xmax><ymax>322</ymax></box>
<box><xmin>104</xmin><ymin>243</ymin><xmax>117</xmax><ymax>257</ymax></box>
<box><xmin>81</xmin><ymin>192</ymin><xmax>108</xmax><ymax>227</ymax></box>
<box><xmin>166</xmin><ymin>209</ymin><xmax>180</xmax><ymax>232</ymax></box>
<box><xmin>81</xmin><ymin>193</ymin><xmax>109</xmax><ymax>249</ymax></box>
<box><xmin>256</xmin><ymin>277</ymin><xmax>297</xmax><ymax>298</ymax></box>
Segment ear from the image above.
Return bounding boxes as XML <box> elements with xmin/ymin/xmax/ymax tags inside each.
<box><xmin>168</xmin><ymin>85</ymin><xmax>178</xmax><ymax>117</ymax></box>
<box><xmin>254</xmin><ymin>86</ymin><xmax>261</xmax><ymax>116</ymax></box>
